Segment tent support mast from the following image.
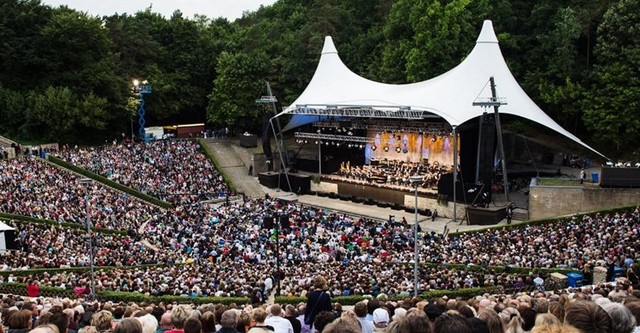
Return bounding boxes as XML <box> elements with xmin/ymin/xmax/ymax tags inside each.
<box><xmin>490</xmin><ymin>77</ymin><xmax>509</xmax><ymax>202</ymax></box>
<box><xmin>473</xmin><ymin>77</ymin><xmax>509</xmax><ymax>203</ymax></box>
<box><xmin>264</xmin><ymin>83</ymin><xmax>292</xmax><ymax>193</ymax></box>
<box><xmin>452</xmin><ymin>125</ymin><xmax>458</xmax><ymax>221</ymax></box>
<box><xmin>318</xmin><ymin>143</ymin><xmax>322</xmax><ymax>178</ymax></box>
<box><xmin>475</xmin><ymin>114</ymin><xmax>484</xmax><ymax>184</ymax></box>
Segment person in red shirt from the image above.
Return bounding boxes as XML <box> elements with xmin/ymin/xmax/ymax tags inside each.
<box><xmin>26</xmin><ymin>279</ymin><xmax>40</xmax><ymax>297</ymax></box>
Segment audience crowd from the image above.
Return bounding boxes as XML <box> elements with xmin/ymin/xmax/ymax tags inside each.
<box><xmin>1</xmin><ymin>138</ymin><xmax>640</xmax><ymax>333</ymax></box>
<box><xmin>2</xmin><ymin>187</ymin><xmax>639</xmax><ymax>297</ymax></box>
<box><xmin>58</xmin><ymin>140</ymin><xmax>229</xmax><ymax>204</ymax></box>
<box><xmin>1</xmin><ymin>278</ymin><xmax>640</xmax><ymax>333</ymax></box>
<box><xmin>0</xmin><ymin>157</ymin><xmax>165</xmax><ymax>230</ymax></box>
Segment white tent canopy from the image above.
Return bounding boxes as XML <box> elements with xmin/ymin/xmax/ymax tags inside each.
<box><xmin>0</xmin><ymin>221</ymin><xmax>15</xmax><ymax>253</ymax></box>
<box><xmin>278</xmin><ymin>20</ymin><xmax>604</xmax><ymax>158</ymax></box>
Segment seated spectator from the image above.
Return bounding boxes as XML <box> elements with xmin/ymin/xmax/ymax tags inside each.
<box><xmin>600</xmin><ymin>303</ymin><xmax>636</xmax><ymax>333</ymax></box>
<box><xmin>564</xmin><ymin>300</ymin><xmax>612</xmax><ymax>333</ymax></box>
<box><xmin>434</xmin><ymin>313</ymin><xmax>473</xmax><ymax>333</ymax></box>
<box><xmin>115</xmin><ymin>319</ymin><xmax>142</xmax><ymax>333</ymax></box>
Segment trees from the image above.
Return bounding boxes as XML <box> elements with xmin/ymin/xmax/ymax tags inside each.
<box><xmin>582</xmin><ymin>0</ymin><xmax>640</xmax><ymax>153</ymax></box>
<box><xmin>206</xmin><ymin>51</ymin><xmax>270</xmax><ymax>132</ymax></box>
<box><xmin>0</xmin><ymin>0</ymin><xmax>634</xmax><ymax>156</ymax></box>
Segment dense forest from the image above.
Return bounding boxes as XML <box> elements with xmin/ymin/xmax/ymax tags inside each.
<box><xmin>0</xmin><ymin>0</ymin><xmax>638</xmax><ymax>158</ymax></box>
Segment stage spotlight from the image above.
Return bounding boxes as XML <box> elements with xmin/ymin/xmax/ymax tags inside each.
<box><xmin>432</xmin><ymin>135</ymin><xmax>437</xmax><ymax>142</ymax></box>
<box><xmin>372</xmin><ymin>145</ymin><xmax>377</xmax><ymax>151</ymax></box>
<box><xmin>304</xmin><ymin>140</ymin><xmax>308</xmax><ymax>144</ymax></box>
<box><xmin>396</xmin><ymin>146</ymin><xmax>401</xmax><ymax>153</ymax></box>
<box><xmin>315</xmin><ymin>140</ymin><xmax>319</xmax><ymax>144</ymax></box>
<box><xmin>359</xmin><ymin>144</ymin><xmax>364</xmax><ymax>149</ymax></box>
<box><xmin>336</xmin><ymin>142</ymin><xmax>341</xmax><ymax>147</ymax></box>
<box><xmin>325</xmin><ymin>141</ymin><xmax>330</xmax><ymax>146</ymax></box>
<box><xmin>317</xmin><ymin>129</ymin><xmax>321</xmax><ymax>133</ymax></box>
<box><xmin>384</xmin><ymin>146</ymin><xmax>389</xmax><ymax>152</ymax></box>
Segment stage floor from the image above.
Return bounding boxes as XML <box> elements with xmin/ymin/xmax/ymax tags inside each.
<box><xmin>203</xmin><ymin>137</ymin><xmax>529</xmax><ymax>233</ymax></box>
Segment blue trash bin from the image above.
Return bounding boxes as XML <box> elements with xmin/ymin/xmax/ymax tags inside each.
<box><xmin>591</xmin><ymin>172</ymin><xmax>599</xmax><ymax>183</ymax></box>
<box><xmin>567</xmin><ymin>272</ymin><xmax>584</xmax><ymax>288</ymax></box>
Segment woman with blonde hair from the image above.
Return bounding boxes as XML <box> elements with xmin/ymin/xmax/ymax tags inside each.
<box><xmin>477</xmin><ymin>309</ymin><xmax>503</xmax><ymax>333</ymax></box>
<box><xmin>499</xmin><ymin>307</ymin><xmax>524</xmax><ymax>333</ymax></box>
<box><xmin>534</xmin><ymin>314</ymin><xmax>560</xmax><ymax>327</ymax></box>
<box><xmin>91</xmin><ymin>311</ymin><xmax>114</xmax><ymax>332</ymax></box>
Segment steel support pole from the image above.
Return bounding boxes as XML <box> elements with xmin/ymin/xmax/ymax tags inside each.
<box><xmin>490</xmin><ymin>77</ymin><xmax>509</xmax><ymax>202</ymax></box>
<box><xmin>453</xmin><ymin>126</ymin><xmax>458</xmax><ymax>221</ymax></box>
<box><xmin>413</xmin><ymin>183</ymin><xmax>419</xmax><ymax>297</ymax></box>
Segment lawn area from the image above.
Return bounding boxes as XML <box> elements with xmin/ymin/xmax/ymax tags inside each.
<box><xmin>538</xmin><ymin>178</ymin><xmax>598</xmax><ymax>187</ymax></box>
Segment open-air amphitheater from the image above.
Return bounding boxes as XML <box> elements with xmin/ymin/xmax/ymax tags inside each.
<box><xmin>0</xmin><ymin>136</ymin><xmax>639</xmax><ymax>308</ymax></box>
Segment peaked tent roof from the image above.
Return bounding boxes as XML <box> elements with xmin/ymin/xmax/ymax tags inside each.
<box><xmin>278</xmin><ymin>20</ymin><xmax>604</xmax><ymax>158</ymax></box>
<box><xmin>0</xmin><ymin>221</ymin><xmax>14</xmax><ymax>232</ymax></box>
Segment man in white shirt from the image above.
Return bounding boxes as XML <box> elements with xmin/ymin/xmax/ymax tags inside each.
<box><xmin>533</xmin><ymin>274</ymin><xmax>544</xmax><ymax>291</ymax></box>
<box><xmin>265</xmin><ymin>304</ymin><xmax>294</xmax><ymax>333</ymax></box>
<box><xmin>354</xmin><ymin>301</ymin><xmax>374</xmax><ymax>333</ymax></box>
<box><xmin>264</xmin><ymin>276</ymin><xmax>273</xmax><ymax>295</ymax></box>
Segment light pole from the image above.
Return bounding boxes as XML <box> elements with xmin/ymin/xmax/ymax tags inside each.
<box><xmin>79</xmin><ymin>178</ymin><xmax>96</xmax><ymax>300</ymax></box>
<box><xmin>276</xmin><ymin>212</ymin><xmax>281</xmax><ymax>296</ymax></box>
<box><xmin>409</xmin><ymin>175</ymin><xmax>422</xmax><ymax>297</ymax></box>
<box><xmin>132</xmin><ymin>79</ymin><xmax>152</xmax><ymax>141</ymax></box>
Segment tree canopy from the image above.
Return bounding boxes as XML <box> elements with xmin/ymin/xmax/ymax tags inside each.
<box><xmin>0</xmin><ymin>0</ymin><xmax>636</xmax><ymax>158</ymax></box>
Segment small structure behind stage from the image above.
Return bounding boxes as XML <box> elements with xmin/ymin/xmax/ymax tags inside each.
<box><xmin>0</xmin><ymin>222</ymin><xmax>17</xmax><ymax>253</ymax></box>
<box><xmin>465</xmin><ymin>205</ymin><xmax>507</xmax><ymax>225</ymax></box>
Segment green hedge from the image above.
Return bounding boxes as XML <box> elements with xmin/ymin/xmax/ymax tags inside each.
<box><xmin>0</xmin><ymin>264</ymin><xmax>164</xmax><ymax>277</ymax></box>
<box><xmin>99</xmin><ymin>291</ymin><xmax>249</xmax><ymax>305</ymax></box>
<box><xmin>422</xmin><ymin>287</ymin><xmax>504</xmax><ymax>299</ymax></box>
<box><xmin>0</xmin><ymin>214</ymin><xmax>126</xmax><ymax>235</ymax></box>
<box><xmin>0</xmin><ymin>282</ymin><xmax>75</xmax><ymax>298</ymax></box>
<box><xmin>47</xmin><ymin>156</ymin><xmax>172</xmax><ymax>209</ymax></box>
<box><xmin>418</xmin><ymin>262</ymin><xmax>577</xmax><ymax>275</ymax></box>
<box><xmin>275</xmin><ymin>287</ymin><xmax>512</xmax><ymax>305</ymax></box>
<box><xmin>196</xmin><ymin>138</ymin><xmax>237</xmax><ymax>193</ymax></box>
<box><xmin>0</xmin><ymin>283</ymin><xmax>249</xmax><ymax>304</ymax></box>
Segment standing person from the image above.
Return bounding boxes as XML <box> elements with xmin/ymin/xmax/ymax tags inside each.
<box><xmin>579</xmin><ymin>168</ymin><xmax>586</xmax><ymax>184</ymax></box>
<box><xmin>26</xmin><ymin>279</ymin><xmax>40</xmax><ymax>298</ymax></box>
<box><xmin>304</xmin><ymin>277</ymin><xmax>332</xmax><ymax>331</ymax></box>
<box><xmin>506</xmin><ymin>205</ymin><xmax>513</xmax><ymax>225</ymax></box>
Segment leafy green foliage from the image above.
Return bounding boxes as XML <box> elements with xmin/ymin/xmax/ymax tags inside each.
<box><xmin>0</xmin><ymin>0</ymin><xmax>633</xmax><ymax>156</ymax></box>
<box><xmin>582</xmin><ymin>0</ymin><xmax>640</xmax><ymax>152</ymax></box>
<box><xmin>206</xmin><ymin>51</ymin><xmax>269</xmax><ymax>130</ymax></box>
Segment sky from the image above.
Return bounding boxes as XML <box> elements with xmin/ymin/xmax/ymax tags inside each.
<box><xmin>41</xmin><ymin>0</ymin><xmax>279</xmax><ymax>21</ymax></box>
